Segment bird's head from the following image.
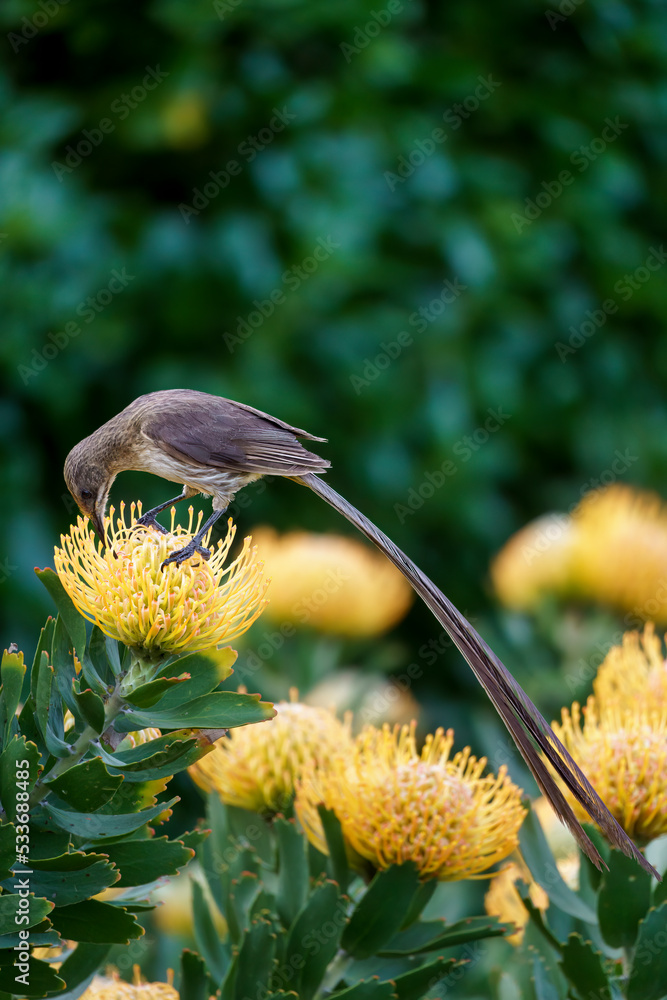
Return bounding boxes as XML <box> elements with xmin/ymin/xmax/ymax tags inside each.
<box><xmin>64</xmin><ymin>441</ymin><xmax>116</xmax><ymax>545</ymax></box>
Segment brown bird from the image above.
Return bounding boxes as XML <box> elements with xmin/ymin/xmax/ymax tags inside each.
<box><xmin>64</xmin><ymin>388</ymin><xmax>656</xmax><ymax>878</ymax></box>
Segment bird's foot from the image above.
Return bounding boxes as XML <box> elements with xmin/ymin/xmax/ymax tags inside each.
<box><xmin>135</xmin><ymin>513</ymin><xmax>169</xmax><ymax>534</ymax></box>
<box><xmin>161</xmin><ymin>539</ymin><xmax>212</xmax><ymax>569</ymax></box>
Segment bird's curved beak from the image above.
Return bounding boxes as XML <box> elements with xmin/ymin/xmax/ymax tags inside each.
<box><xmin>91</xmin><ymin>509</ymin><xmax>110</xmax><ymax>549</ymax></box>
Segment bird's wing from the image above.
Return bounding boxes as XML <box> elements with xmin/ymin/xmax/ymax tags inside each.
<box><xmin>141</xmin><ymin>397</ymin><xmax>330</xmax><ymax>476</ymax></box>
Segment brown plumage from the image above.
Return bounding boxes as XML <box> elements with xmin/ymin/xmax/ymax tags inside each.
<box><xmin>63</xmin><ymin>389</ymin><xmax>658</xmax><ymax>878</ymax></box>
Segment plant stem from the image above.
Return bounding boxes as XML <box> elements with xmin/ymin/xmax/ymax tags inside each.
<box><xmin>29</xmin><ymin>686</ymin><xmax>125</xmax><ymax>808</ymax></box>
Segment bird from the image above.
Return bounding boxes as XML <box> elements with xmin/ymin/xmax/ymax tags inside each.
<box><xmin>64</xmin><ymin>388</ymin><xmax>657</xmax><ymax>878</ymax></box>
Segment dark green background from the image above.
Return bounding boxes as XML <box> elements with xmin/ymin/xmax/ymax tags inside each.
<box><xmin>2</xmin><ymin>0</ymin><xmax>667</xmax><ymax>764</ymax></box>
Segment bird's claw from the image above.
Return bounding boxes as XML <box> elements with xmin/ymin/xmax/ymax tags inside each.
<box><xmin>161</xmin><ymin>540</ymin><xmax>212</xmax><ymax>569</ymax></box>
<box><xmin>135</xmin><ymin>513</ymin><xmax>169</xmax><ymax>534</ymax></box>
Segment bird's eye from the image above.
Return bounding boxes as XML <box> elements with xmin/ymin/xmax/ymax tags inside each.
<box><xmin>80</xmin><ymin>489</ymin><xmax>93</xmax><ymax>501</ymax></box>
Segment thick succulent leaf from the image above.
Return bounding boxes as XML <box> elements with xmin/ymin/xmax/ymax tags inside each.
<box><xmin>0</xmin><ymin>736</ymin><xmax>41</xmax><ymax>823</ymax></box>
<box><xmin>56</xmin><ymin>943</ymin><xmax>112</xmax><ymax>998</ymax></box>
<box><xmin>380</xmin><ymin>916</ymin><xmax>509</xmax><ymax>956</ymax></box>
<box><xmin>49</xmin><ymin>898</ymin><xmax>143</xmax><ymax>944</ymax></box>
<box><xmin>70</xmin><ymin>682</ymin><xmax>105</xmax><ymax>735</ymax></box>
<box><xmin>232</xmin><ymin>917</ymin><xmax>276</xmax><ymax>1000</ymax></box>
<box><xmin>43</xmin><ymin>758</ymin><xmax>123</xmax><ymax>812</ymax></box>
<box><xmin>98</xmin><ymin>729</ymin><xmax>222</xmax><ymax>782</ymax></box>
<box><xmin>0</xmin><ymin>894</ymin><xmax>54</xmax><ymax>934</ymax></box>
<box><xmin>154</xmin><ymin>647</ymin><xmax>237</xmax><ymax>707</ymax></box>
<box><xmin>390</xmin><ymin>956</ymin><xmax>458</xmax><ymax>1000</ymax></box>
<box><xmin>102</xmin><ymin>836</ymin><xmax>194</xmax><ymax>887</ymax></box>
<box><xmin>559</xmin><ymin>934</ymin><xmax>610</xmax><ymax>1000</ymax></box>
<box><xmin>628</xmin><ymin>903</ymin><xmax>667</xmax><ymax>1000</ymax></box>
<box><xmin>0</xmin><ymin>825</ymin><xmax>16</xmax><ymax>883</ymax></box>
<box><xmin>192</xmin><ymin>879</ymin><xmax>229</xmax><ymax>984</ymax></box>
<box><xmin>51</xmin><ymin>616</ymin><xmax>83</xmax><ymax>720</ymax></box>
<box><xmin>0</xmin><ymin>647</ymin><xmax>25</xmax><ymax>745</ymax></box>
<box><xmin>316</xmin><ymin>806</ymin><xmax>349</xmax><ymax>893</ymax></box>
<box><xmin>42</xmin><ymin>795</ymin><xmax>179</xmax><ymax>839</ymax></box>
<box><xmin>180</xmin><ymin>949</ymin><xmax>209</xmax><ymax>1000</ymax></box>
<box><xmin>114</xmin><ymin>691</ymin><xmax>275</xmax><ymax>732</ymax></box>
<box><xmin>275</xmin><ymin>817</ymin><xmax>309</xmax><ymax>929</ymax></box>
<box><xmin>16</xmin><ymin>851</ymin><xmax>119</xmax><ymax>906</ymax></box>
<box><xmin>329</xmin><ymin>981</ymin><xmax>396</xmax><ymax>1000</ymax></box>
<box><xmin>35</xmin><ymin>569</ymin><xmax>86</xmax><ymax>662</ymax></box>
<box><xmin>342</xmin><ymin>864</ymin><xmax>422</xmax><ymax>959</ymax></box>
<box><xmin>598</xmin><ymin>848</ymin><xmax>652</xmax><ymax>949</ymax></box>
<box><xmin>519</xmin><ymin>805</ymin><xmax>597</xmax><ymax>924</ymax></box>
<box><xmin>285</xmin><ymin>879</ymin><xmax>344</xmax><ymax>1000</ymax></box>
<box><xmin>30</xmin><ymin>619</ymin><xmax>55</xmax><ymax>704</ymax></box>
<box><xmin>0</xmin><ymin>954</ymin><xmax>64</xmax><ymax>997</ymax></box>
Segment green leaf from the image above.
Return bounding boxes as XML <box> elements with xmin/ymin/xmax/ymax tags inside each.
<box><xmin>330</xmin><ymin>981</ymin><xmax>396</xmax><ymax>1000</ymax></box>
<box><xmin>559</xmin><ymin>934</ymin><xmax>610</xmax><ymax>1000</ymax></box>
<box><xmin>399</xmin><ymin>881</ymin><xmax>437</xmax><ymax>930</ymax></box>
<box><xmin>653</xmin><ymin>869</ymin><xmax>667</xmax><ymax>907</ymax></box>
<box><xmin>1</xmin><ymin>647</ymin><xmax>26</xmax><ymax>745</ymax></box>
<box><xmin>57</xmin><ymin>943</ymin><xmax>112</xmax><ymax>997</ymax></box>
<box><xmin>192</xmin><ymin>879</ymin><xmax>228</xmax><ymax>984</ymax></box>
<box><xmin>0</xmin><ymin>824</ymin><xmax>16</xmax><ymax>883</ymax></box>
<box><xmin>598</xmin><ymin>848</ymin><xmax>652</xmax><ymax>949</ymax></box>
<box><xmin>71</xmin><ymin>682</ymin><xmax>106</xmax><ymax>734</ymax></box>
<box><xmin>82</xmin><ymin>627</ymin><xmax>116</xmax><ymax>696</ymax></box>
<box><xmin>519</xmin><ymin>805</ymin><xmax>597</xmax><ymax>924</ymax></box>
<box><xmin>229</xmin><ymin>872</ymin><xmax>262</xmax><ymax>941</ymax></box>
<box><xmin>31</xmin><ymin>619</ymin><xmax>55</xmax><ymax>704</ymax></box>
<box><xmin>43</xmin><ymin>795</ymin><xmax>179</xmax><ymax>839</ymax></box>
<box><xmin>342</xmin><ymin>864</ymin><xmax>422</xmax><ymax>959</ymax></box>
<box><xmin>49</xmin><ymin>898</ymin><xmax>144</xmax><ymax>943</ymax></box>
<box><xmin>628</xmin><ymin>903</ymin><xmax>667</xmax><ymax>1000</ymax></box>
<box><xmin>390</xmin><ymin>956</ymin><xmax>458</xmax><ymax>1000</ymax></box>
<box><xmin>103</xmin><ymin>836</ymin><xmax>194</xmax><ymax>887</ymax></box>
<box><xmin>180</xmin><ymin>949</ymin><xmax>209</xmax><ymax>1000</ymax></box>
<box><xmin>35</xmin><ymin>568</ymin><xmax>87</xmax><ymax>662</ymax></box>
<box><xmin>532</xmin><ymin>955</ymin><xmax>566</xmax><ymax>1000</ymax></box>
<box><xmin>285</xmin><ymin>879</ymin><xmax>343</xmax><ymax>1000</ymax></box>
<box><xmin>0</xmin><ymin>955</ymin><xmax>64</xmax><ymax>997</ymax></box>
<box><xmin>0</xmin><ymin>894</ymin><xmax>54</xmax><ymax>934</ymax></box>
<box><xmin>380</xmin><ymin>915</ymin><xmax>509</xmax><ymax>955</ymax></box>
<box><xmin>0</xmin><ymin>736</ymin><xmax>41</xmax><ymax>823</ymax></box>
<box><xmin>276</xmin><ymin>817</ymin><xmax>309</xmax><ymax>928</ymax></box>
<box><xmin>122</xmin><ymin>674</ymin><xmax>193</xmax><ymax>709</ymax></box>
<box><xmin>317</xmin><ymin>806</ymin><xmax>350</xmax><ymax>893</ymax></box>
<box><xmin>114</xmin><ymin>691</ymin><xmax>275</xmax><ymax>732</ymax></box>
<box><xmin>52</xmin><ymin>615</ymin><xmax>84</xmax><ymax>719</ymax></box>
<box><xmin>233</xmin><ymin>917</ymin><xmax>276</xmax><ymax>1000</ymax></box>
<box><xmin>44</xmin><ymin>757</ymin><xmax>123</xmax><ymax>812</ymax></box>
<box><xmin>154</xmin><ymin>647</ymin><xmax>237</xmax><ymax>707</ymax></box>
<box><xmin>19</xmin><ymin>851</ymin><xmax>119</xmax><ymax>906</ymax></box>
<box><xmin>99</xmin><ymin>730</ymin><xmax>222</xmax><ymax>782</ymax></box>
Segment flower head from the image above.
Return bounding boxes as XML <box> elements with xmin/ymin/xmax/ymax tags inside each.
<box><xmin>553</xmin><ymin>698</ymin><xmax>667</xmax><ymax>842</ymax></box>
<box><xmin>295</xmin><ymin>722</ymin><xmax>526</xmax><ymax>881</ymax></box>
<box><xmin>492</xmin><ymin>485</ymin><xmax>667</xmax><ymax>621</ymax></box>
<box><xmin>79</xmin><ymin>968</ymin><xmax>177</xmax><ymax>1000</ymax></box>
<box><xmin>593</xmin><ymin>623</ymin><xmax>667</xmax><ymax>709</ymax></box>
<box><xmin>250</xmin><ymin>526</ymin><xmax>413</xmax><ymax>637</ymax></box>
<box><xmin>54</xmin><ymin>504</ymin><xmax>268</xmax><ymax>656</ymax></box>
<box><xmin>188</xmin><ymin>690</ymin><xmax>352</xmax><ymax>813</ymax></box>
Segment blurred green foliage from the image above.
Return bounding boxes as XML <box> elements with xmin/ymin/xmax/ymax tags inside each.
<box><xmin>2</xmin><ymin>0</ymin><xmax>667</xmax><ymax>787</ymax></box>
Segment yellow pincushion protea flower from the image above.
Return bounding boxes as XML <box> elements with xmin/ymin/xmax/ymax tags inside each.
<box><xmin>492</xmin><ymin>485</ymin><xmax>667</xmax><ymax>621</ymax></box>
<box><xmin>188</xmin><ymin>690</ymin><xmax>352</xmax><ymax>813</ymax></box>
<box><xmin>250</xmin><ymin>526</ymin><xmax>413</xmax><ymax>637</ymax></box>
<box><xmin>79</xmin><ymin>968</ymin><xmax>177</xmax><ymax>1000</ymax></box>
<box><xmin>295</xmin><ymin>722</ymin><xmax>526</xmax><ymax>881</ymax></box>
<box><xmin>553</xmin><ymin>698</ymin><xmax>667</xmax><ymax>842</ymax></box>
<box><xmin>593</xmin><ymin>623</ymin><xmax>667</xmax><ymax>709</ymax></box>
<box><xmin>54</xmin><ymin>504</ymin><xmax>268</xmax><ymax>656</ymax></box>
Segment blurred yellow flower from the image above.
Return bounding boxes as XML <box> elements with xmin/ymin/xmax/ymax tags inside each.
<box><xmin>306</xmin><ymin>668</ymin><xmax>420</xmax><ymax>730</ymax></box>
<box><xmin>79</xmin><ymin>968</ymin><xmax>178</xmax><ymax>1000</ymax></box>
<box><xmin>484</xmin><ymin>860</ymin><xmax>549</xmax><ymax>945</ymax></box>
<box><xmin>188</xmin><ymin>690</ymin><xmax>352</xmax><ymax>813</ymax></box>
<box><xmin>54</xmin><ymin>504</ymin><xmax>267</xmax><ymax>656</ymax></box>
<box><xmin>491</xmin><ymin>485</ymin><xmax>667</xmax><ymax>621</ymax></box>
<box><xmin>250</xmin><ymin>526</ymin><xmax>413</xmax><ymax>637</ymax></box>
<box><xmin>593</xmin><ymin>623</ymin><xmax>667</xmax><ymax>709</ymax></box>
<box><xmin>553</xmin><ymin>698</ymin><xmax>667</xmax><ymax>842</ymax></box>
<box><xmin>295</xmin><ymin>722</ymin><xmax>526</xmax><ymax>881</ymax></box>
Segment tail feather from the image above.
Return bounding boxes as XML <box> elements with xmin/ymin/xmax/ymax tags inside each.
<box><xmin>296</xmin><ymin>473</ymin><xmax>657</xmax><ymax>878</ymax></box>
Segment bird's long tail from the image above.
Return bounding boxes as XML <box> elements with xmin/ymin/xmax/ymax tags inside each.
<box><xmin>295</xmin><ymin>472</ymin><xmax>657</xmax><ymax>877</ymax></box>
